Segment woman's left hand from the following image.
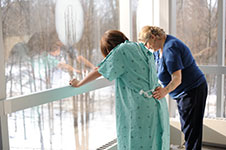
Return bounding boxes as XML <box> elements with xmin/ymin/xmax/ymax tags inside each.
<box><xmin>153</xmin><ymin>86</ymin><xmax>167</xmax><ymax>100</ymax></box>
<box><xmin>69</xmin><ymin>78</ymin><xmax>80</xmax><ymax>87</ymax></box>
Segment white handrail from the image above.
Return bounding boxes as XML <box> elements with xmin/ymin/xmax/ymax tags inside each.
<box><xmin>199</xmin><ymin>65</ymin><xmax>226</xmax><ymax>74</ymax></box>
<box><xmin>1</xmin><ymin>65</ymin><xmax>225</xmax><ymax>115</ymax></box>
<box><xmin>2</xmin><ymin>78</ymin><xmax>114</xmax><ymax>115</ymax></box>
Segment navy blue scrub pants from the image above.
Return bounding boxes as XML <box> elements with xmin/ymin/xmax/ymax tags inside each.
<box><xmin>176</xmin><ymin>81</ymin><xmax>208</xmax><ymax>150</ymax></box>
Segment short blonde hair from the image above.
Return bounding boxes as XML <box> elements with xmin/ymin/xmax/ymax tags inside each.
<box><xmin>138</xmin><ymin>26</ymin><xmax>165</xmax><ymax>43</ymax></box>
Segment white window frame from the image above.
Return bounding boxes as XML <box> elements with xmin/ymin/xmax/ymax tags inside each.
<box><xmin>119</xmin><ymin>0</ymin><xmax>133</xmax><ymax>39</ymax></box>
<box><xmin>0</xmin><ymin>7</ymin><xmax>9</xmax><ymax>150</ymax></box>
<box><xmin>215</xmin><ymin>0</ymin><xmax>225</xmax><ymax>117</ymax></box>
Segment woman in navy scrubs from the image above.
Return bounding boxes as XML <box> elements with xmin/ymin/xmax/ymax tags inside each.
<box><xmin>139</xmin><ymin>26</ymin><xmax>208</xmax><ymax>150</ymax></box>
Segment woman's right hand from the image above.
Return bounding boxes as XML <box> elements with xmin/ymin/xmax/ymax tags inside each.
<box><xmin>69</xmin><ymin>67</ymin><xmax>101</xmax><ymax>88</ymax></box>
<box><xmin>153</xmin><ymin>86</ymin><xmax>167</xmax><ymax>100</ymax></box>
<box><xmin>69</xmin><ymin>78</ymin><xmax>80</xmax><ymax>87</ymax></box>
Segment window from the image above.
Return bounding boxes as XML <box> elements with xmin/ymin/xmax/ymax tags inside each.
<box><xmin>1</xmin><ymin>0</ymin><xmax>119</xmax><ymax>149</ymax></box>
<box><xmin>176</xmin><ymin>0</ymin><xmax>218</xmax><ymax>65</ymax></box>
<box><xmin>176</xmin><ymin>0</ymin><xmax>221</xmax><ymax>118</ymax></box>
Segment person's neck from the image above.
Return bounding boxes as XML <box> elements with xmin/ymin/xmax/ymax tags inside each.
<box><xmin>160</xmin><ymin>34</ymin><xmax>167</xmax><ymax>57</ymax></box>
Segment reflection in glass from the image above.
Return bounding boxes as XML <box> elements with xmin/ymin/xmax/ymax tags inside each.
<box><xmin>3</xmin><ymin>0</ymin><xmax>119</xmax><ymax>96</ymax></box>
<box><xmin>55</xmin><ymin>0</ymin><xmax>84</xmax><ymax>46</ymax></box>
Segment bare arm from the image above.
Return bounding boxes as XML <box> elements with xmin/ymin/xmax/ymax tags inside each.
<box><xmin>153</xmin><ymin>70</ymin><xmax>182</xmax><ymax>100</ymax></box>
<box><xmin>165</xmin><ymin>69</ymin><xmax>182</xmax><ymax>93</ymax></box>
<box><xmin>69</xmin><ymin>67</ymin><xmax>102</xmax><ymax>87</ymax></box>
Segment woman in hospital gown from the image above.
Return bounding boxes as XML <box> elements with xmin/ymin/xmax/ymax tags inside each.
<box><xmin>70</xmin><ymin>30</ymin><xmax>170</xmax><ymax>150</ymax></box>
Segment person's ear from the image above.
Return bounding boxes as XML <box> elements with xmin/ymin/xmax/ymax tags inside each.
<box><xmin>150</xmin><ymin>34</ymin><xmax>156</xmax><ymax>40</ymax></box>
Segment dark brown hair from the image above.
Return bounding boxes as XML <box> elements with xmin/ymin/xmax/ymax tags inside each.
<box><xmin>100</xmin><ymin>30</ymin><xmax>129</xmax><ymax>57</ymax></box>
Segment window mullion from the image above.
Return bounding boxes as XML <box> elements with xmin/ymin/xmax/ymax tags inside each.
<box><xmin>216</xmin><ymin>0</ymin><xmax>225</xmax><ymax>117</ymax></box>
<box><xmin>119</xmin><ymin>0</ymin><xmax>132</xmax><ymax>39</ymax></box>
<box><xmin>0</xmin><ymin>6</ymin><xmax>10</xmax><ymax>150</ymax></box>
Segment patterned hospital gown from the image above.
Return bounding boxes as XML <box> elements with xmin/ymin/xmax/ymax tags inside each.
<box><xmin>98</xmin><ymin>41</ymin><xmax>170</xmax><ymax>150</ymax></box>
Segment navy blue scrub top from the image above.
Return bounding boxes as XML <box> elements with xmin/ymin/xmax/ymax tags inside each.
<box><xmin>154</xmin><ymin>35</ymin><xmax>206</xmax><ymax>99</ymax></box>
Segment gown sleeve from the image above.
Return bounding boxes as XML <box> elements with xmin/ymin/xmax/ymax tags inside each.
<box><xmin>98</xmin><ymin>45</ymin><xmax>126</xmax><ymax>81</ymax></box>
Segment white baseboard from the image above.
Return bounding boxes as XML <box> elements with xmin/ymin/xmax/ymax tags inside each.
<box><xmin>170</xmin><ymin>118</ymin><xmax>226</xmax><ymax>148</ymax></box>
<box><xmin>203</xmin><ymin>118</ymin><xmax>226</xmax><ymax>147</ymax></box>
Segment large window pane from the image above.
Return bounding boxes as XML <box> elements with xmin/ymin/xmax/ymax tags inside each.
<box><xmin>176</xmin><ymin>0</ymin><xmax>218</xmax><ymax>65</ymax></box>
<box><xmin>2</xmin><ymin>0</ymin><xmax>119</xmax><ymax>97</ymax></box>
<box><xmin>2</xmin><ymin>0</ymin><xmax>119</xmax><ymax>149</ymax></box>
